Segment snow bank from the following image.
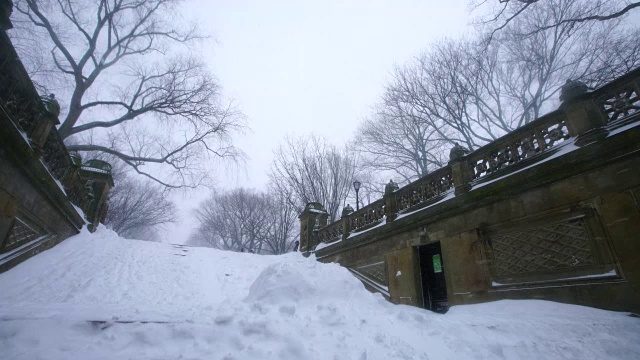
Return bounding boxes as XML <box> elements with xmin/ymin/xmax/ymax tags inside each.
<box><xmin>0</xmin><ymin>228</ymin><xmax>639</xmax><ymax>360</ymax></box>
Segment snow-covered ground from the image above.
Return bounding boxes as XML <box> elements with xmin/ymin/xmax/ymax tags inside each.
<box><xmin>0</xmin><ymin>228</ymin><xmax>639</xmax><ymax>360</ymax></box>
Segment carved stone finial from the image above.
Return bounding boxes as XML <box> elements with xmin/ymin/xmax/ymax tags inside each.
<box><xmin>384</xmin><ymin>179</ymin><xmax>399</xmax><ymax>195</ymax></box>
<box><xmin>560</xmin><ymin>79</ymin><xmax>589</xmax><ymax>103</ymax></box>
<box><xmin>342</xmin><ymin>204</ymin><xmax>354</xmax><ymax>218</ymax></box>
<box><xmin>42</xmin><ymin>93</ymin><xmax>61</xmax><ymax>117</ymax></box>
<box><xmin>449</xmin><ymin>142</ymin><xmax>469</xmax><ymax>161</ymax></box>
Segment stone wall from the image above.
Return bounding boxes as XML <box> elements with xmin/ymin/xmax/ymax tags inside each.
<box><xmin>304</xmin><ymin>68</ymin><xmax>640</xmax><ymax>313</ymax></box>
<box><xmin>0</xmin><ymin>7</ymin><xmax>113</xmax><ymax>273</ymax></box>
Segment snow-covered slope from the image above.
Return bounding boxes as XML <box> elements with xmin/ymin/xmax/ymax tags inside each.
<box><xmin>0</xmin><ymin>228</ymin><xmax>638</xmax><ymax>360</ymax></box>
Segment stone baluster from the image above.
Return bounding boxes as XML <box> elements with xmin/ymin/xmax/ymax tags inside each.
<box><xmin>448</xmin><ymin>143</ymin><xmax>473</xmax><ymax>196</ymax></box>
<box><xmin>341</xmin><ymin>204</ymin><xmax>354</xmax><ymax>240</ymax></box>
<box><xmin>384</xmin><ymin>180</ymin><xmax>399</xmax><ymax>223</ymax></box>
<box><xmin>559</xmin><ymin>79</ymin><xmax>608</xmax><ymax>146</ymax></box>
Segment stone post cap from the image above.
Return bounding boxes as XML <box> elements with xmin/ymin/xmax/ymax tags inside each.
<box><xmin>560</xmin><ymin>79</ymin><xmax>589</xmax><ymax>103</ymax></box>
<box><xmin>449</xmin><ymin>142</ymin><xmax>469</xmax><ymax>162</ymax></box>
<box><xmin>384</xmin><ymin>179</ymin><xmax>399</xmax><ymax>195</ymax></box>
<box><xmin>41</xmin><ymin>94</ymin><xmax>61</xmax><ymax>119</ymax></box>
<box><xmin>299</xmin><ymin>202</ymin><xmax>328</xmax><ymax>217</ymax></box>
<box><xmin>342</xmin><ymin>204</ymin><xmax>354</xmax><ymax>218</ymax></box>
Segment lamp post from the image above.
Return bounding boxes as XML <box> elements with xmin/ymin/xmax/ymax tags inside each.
<box><xmin>353</xmin><ymin>180</ymin><xmax>361</xmax><ymax>211</ymax></box>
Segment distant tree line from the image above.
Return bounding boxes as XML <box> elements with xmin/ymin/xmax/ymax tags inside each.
<box><xmin>186</xmin><ymin>188</ymin><xmax>297</xmax><ymax>254</ymax></box>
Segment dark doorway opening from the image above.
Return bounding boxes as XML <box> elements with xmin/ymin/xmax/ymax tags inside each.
<box><xmin>418</xmin><ymin>242</ymin><xmax>448</xmax><ymax>313</ymax></box>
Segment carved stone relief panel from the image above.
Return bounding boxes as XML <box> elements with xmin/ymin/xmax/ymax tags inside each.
<box><xmin>483</xmin><ymin>208</ymin><xmax>619</xmax><ymax>286</ymax></box>
<box><xmin>490</xmin><ymin>219</ymin><xmax>595</xmax><ymax>276</ymax></box>
<box><xmin>1</xmin><ymin>212</ymin><xmax>47</xmax><ymax>253</ymax></box>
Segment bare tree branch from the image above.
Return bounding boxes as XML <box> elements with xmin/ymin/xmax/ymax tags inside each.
<box><xmin>11</xmin><ymin>0</ymin><xmax>239</xmax><ymax>188</ymax></box>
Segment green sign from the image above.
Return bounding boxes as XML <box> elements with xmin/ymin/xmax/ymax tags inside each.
<box><xmin>432</xmin><ymin>254</ymin><xmax>442</xmax><ymax>273</ymax></box>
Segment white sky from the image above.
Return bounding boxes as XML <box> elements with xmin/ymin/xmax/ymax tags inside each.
<box><xmin>163</xmin><ymin>0</ymin><xmax>473</xmax><ymax>244</ymax></box>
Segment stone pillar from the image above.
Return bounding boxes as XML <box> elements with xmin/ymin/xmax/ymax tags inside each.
<box><xmin>29</xmin><ymin>113</ymin><xmax>58</xmax><ymax>150</ymax></box>
<box><xmin>298</xmin><ymin>202</ymin><xmax>328</xmax><ymax>255</ymax></box>
<box><xmin>79</xmin><ymin>159</ymin><xmax>114</xmax><ymax>232</ymax></box>
<box><xmin>29</xmin><ymin>95</ymin><xmax>61</xmax><ymax>150</ymax></box>
<box><xmin>384</xmin><ymin>180</ymin><xmax>399</xmax><ymax>223</ymax></box>
<box><xmin>559</xmin><ymin>79</ymin><xmax>608</xmax><ymax>146</ymax></box>
<box><xmin>448</xmin><ymin>143</ymin><xmax>473</xmax><ymax>196</ymax></box>
<box><xmin>341</xmin><ymin>204</ymin><xmax>354</xmax><ymax>240</ymax></box>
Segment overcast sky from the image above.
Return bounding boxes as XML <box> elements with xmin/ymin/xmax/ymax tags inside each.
<box><xmin>164</xmin><ymin>0</ymin><xmax>473</xmax><ymax>244</ymax></box>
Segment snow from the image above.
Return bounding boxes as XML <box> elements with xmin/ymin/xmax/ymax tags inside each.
<box><xmin>80</xmin><ymin>166</ymin><xmax>110</xmax><ymax>174</ymax></box>
<box><xmin>347</xmin><ymin>215</ymin><xmax>387</xmax><ymax>239</ymax></box>
<box><xmin>314</xmin><ymin>239</ymin><xmax>340</xmax><ymax>251</ymax></box>
<box><xmin>492</xmin><ymin>269</ymin><xmax>619</xmax><ymax>287</ymax></box>
<box><xmin>1</xmin><ymin>228</ymin><xmax>639</xmax><ymax>359</ymax></box>
<box><xmin>395</xmin><ymin>192</ymin><xmax>455</xmax><ymax>220</ymax></box>
<box><xmin>72</xmin><ymin>203</ymin><xmax>86</xmax><ymax>220</ymax></box>
<box><xmin>472</xmin><ymin>141</ymin><xmax>579</xmax><ymax>190</ymax></box>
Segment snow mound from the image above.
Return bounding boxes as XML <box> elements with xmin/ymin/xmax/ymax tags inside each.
<box><xmin>245</xmin><ymin>255</ymin><xmax>366</xmax><ymax>305</ymax></box>
<box><xmin>0</xmin><ymin>228</ymin><xmax>639</xmax><ymax>360</ymax></box>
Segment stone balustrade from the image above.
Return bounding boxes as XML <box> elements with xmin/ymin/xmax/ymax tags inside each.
<box><xmin>303</xmin><ymin>66</ymin><xmax>640</xmax><ymax>254</ymax></box>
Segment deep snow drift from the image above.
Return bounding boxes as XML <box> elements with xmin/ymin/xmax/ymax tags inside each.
<box><xmin>0</xmin><ymin>228</ymin><xmax>639</xmax><ymax>359</ymax></box>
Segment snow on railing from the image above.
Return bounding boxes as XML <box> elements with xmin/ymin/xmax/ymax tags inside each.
<box><xmin>395</xmin><ymin>167</ymin><xmax>453</xmax><ymax>213</ymax></box>
<box><xmin>349</xmin><ymin>199</ymin><xmax>385</xmax><ymax>233</ymax></box>
<box><xmin>467</xmin><ymin>112</ymin><xmax>571</xmax><ymax>181</ymax></box>
<box><xmin>313</xmin><ymin>67</ymin><xmax>640</xmax><ymax>250</ymax></box>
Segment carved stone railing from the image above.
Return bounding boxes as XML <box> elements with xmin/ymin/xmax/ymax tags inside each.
<box><xmin>467</xmin><ymin>112</ymin><xmax>571</xmax><ymax>181</ymax></box>
<box><xmin>593</xmin><ymin>67</ymin><xmax>640</xmax><ymax>124</ymax></box>
<box><xmin>306</xmin><ymin>66</ymin><xmax>640</xmax><ymax>252</ymax></box>
<box><xmin>41</xmin><ymin>129</ymin><xmax>74</xmax><ymax>180</ymax></box>
<box><xmin>396</xmin><ymin>167</ymin><xmax>453</xmax><ymax>213</ymax></box>
<box><xmin>317</xmin><ymin>219</ymin><xmax>343</xmax><ymax>244</ymax></box>
<box><xmin>349</xmin><ymin>199</ymin><xmax>385</xmax><ymax>233</ymax></box>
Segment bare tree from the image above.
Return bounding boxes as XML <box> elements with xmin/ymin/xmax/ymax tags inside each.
<box><xmin>474</xmin><ymin>0</ymin><xmax>640</xmax><ymax>41</ymax></box>
<box><xmin>191</xmin><ymin>188</ymin><xmax>271</xmax><ymax>253</ymax></box>
<box><xmin>268</xmin><ymin>135</ymin><xmax>357</xmax><ymax>222</ymax></box>
<box><xmin>355</xmin><ymin>102</ymin><xmax>449</xmax><ymax>183</ymax></box>
<box><xmin>11</xmin><ymin>0</ymin><xmax>243</xmax><ymax>188</ymax></box>
<box><xmin>384</xmin><ymin>1</ymin><xmax>640</xmax><ymax>150</ymax></box>
<box><xmin>261</xmin><ymin>187</ymin><xmax>298</xmax><ymax>255</ymax></box>
<box><xmin>104</xmin><ymin>177</ymin><xmax>177</xmax><ymax>240</ymax></box>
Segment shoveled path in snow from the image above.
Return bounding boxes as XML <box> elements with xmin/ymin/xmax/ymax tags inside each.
<box><xmin>0</xmin><ymin>228</ymin><xmax>639</xmax><ymax>360</ymax></box>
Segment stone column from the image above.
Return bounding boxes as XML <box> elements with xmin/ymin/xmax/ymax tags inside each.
<box><xmin>384</xmin><ymin>180</ymin><xmax>399</xmax><ymax>223</ymax></box>
<box><xmin>448</xmin><ymin>143</ymin><xmax>473</xmax><ymax>196</ymax></box>
<box><xmin>78</xmin><ymin>159</ymin><xmax>114</xmax><ymax>232</ymax></box>
<box><xmin>341</xmin><ymin>204</ymin><xmax>354</xmax><ymax>240</ymax></box>
<box><xmin>298</xmin><ymin>202</ymin><xmax>328</xmax><ymax>255</ymax></box>
<box><xmin>29</xmin><ymin>113</ymin><xmax>58</xmax><ymax>150</ymax></box>
<box><xmin>559</xmin><ymin>79</ymin><xmax>608</xmax><ymax>146</ymax></box>
<box><xmin>30</xmin><ymin>95</ymin><xmax>61</xmax><ymax>150</ymax></box>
